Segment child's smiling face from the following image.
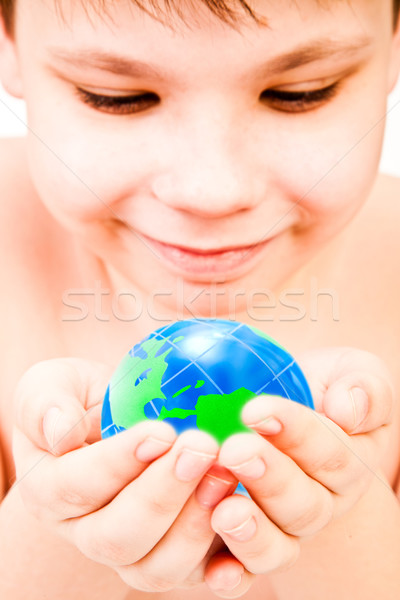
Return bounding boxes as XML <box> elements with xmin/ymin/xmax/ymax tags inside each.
<box><xmin>2</xmin><ymin>0</ymin><xmax>400</xmax><ymax>312</ymax></box>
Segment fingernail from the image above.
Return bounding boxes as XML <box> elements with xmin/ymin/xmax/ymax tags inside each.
<box><xmin>214</xmin><ymin>571</ymin><xmax>243</xmax><ymax>592</ymax></box>
<box><xmin>221</xmin><ymin>515</ymin><xmax>257</xmax><ymax>542</ymax></box>
<box><xmin>349</xmin><ymin>387</ymin><xmax>369</xmax><ymax>430</ymax></box>
<box><xmin>226</xmin><ymin>456</ymin><xmax>266</xmax><ymax>479</ymax></box>
<box><xmin>175</xmin><ymin>448</ymin><xmax>216</xmax><ymax>482</ymax></box>
<box><xmin>135</xmin><ymin>437</ymin><xmax>173</xmax><ymax>462</ymax></box>
<box><xmin>196</xmin><ymin>472</ymin><xmax>236</xmax><ymax>508</ymax></box>
<box><xmin>248</xmin><ymin>416</ymin><xmax>283</xmax><ymax>435</ymax></box>
<box><xmin>43</xmin><ymin>407</ymin><xmax>65</xmax><ymax>449</ymax></box>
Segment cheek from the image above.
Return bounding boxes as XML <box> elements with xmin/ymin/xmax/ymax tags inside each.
<box><xmin>272</xmin><ymin>108</ymin><xmax>386</xmax><ymax>233</ymax></box>
<box><xmin>22</xmin><ymin>73</ymin><xmax>166</xmax><ymax>226</ymax></box>
<box><xmin>25</xmin><ymin>120</ymin><xmax>152</xmax><ymax>227</ymax></box>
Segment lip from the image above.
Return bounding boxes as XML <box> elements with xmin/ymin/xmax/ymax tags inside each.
<box><xmin>140</xmin><ymin>234</ymin><xmax>270</xmax><ymax>280</ymax></box>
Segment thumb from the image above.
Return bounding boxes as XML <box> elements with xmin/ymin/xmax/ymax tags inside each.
<box><xmin>298</xmin><ymin>348</ymin><xmax>395</xmax><ymax>435</ymax></box>
<box><xmin>322</xmin><ymin>369</ymin><xmax>394</xmax><ymax>435</ymax></box>
<box><xmin>15</xmin><ymin>358</ymin><xmax>111</xmax><ymax>455</ymax></box>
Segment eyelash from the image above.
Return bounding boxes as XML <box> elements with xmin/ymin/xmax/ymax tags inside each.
<box><xmin>260</xmin><ymin>82</ymin><xmax>340</xmax><ymax>112</ymax></box>
<box><xmin>75</xmin><ymin>82</ymin><xmax>340</xmax><ymax>115</ymax></box>
<box><xmin>75</xmin><ymin>88</ymin><xmax>160</xmax><ymax>114</ymax></box>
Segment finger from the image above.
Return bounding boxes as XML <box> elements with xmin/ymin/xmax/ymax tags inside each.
<box><xmin>298</xmin><ymin>348</ymin><xmax>394</xmax><ymax>434</ymax></box>
<box><xmin>322</xmin><ymin>371</ymin><xmax>393</xmax><ymax>435</ymax></box>
<box><xmin>241</xmin><ymin>396</ymin><xmax>373</xmax><ymax>497</ymax></box>
<box><xmin>204</xmin><ymin>551</ymin><xmax>254</xmax><ymax>598</ymax></box>
<box><xmin>219</xmin><ymin>433</ymin><xmax>334</xmax><ymax>536</ymax></box>
<box><xmin>117</xmin><ymin>467</ymin><xmax>237</xmax><ymax>592</ymax></box>
<box><xmin>64</xmin><ymin>430</ymin><xmax>219</xmax><ymax>567</ymax></box>
<box><xmin>211</xmin><ymin>495</ymin><xmax>299</xmax><ymax>575</ymax></box>
<box><xmin>15</xmin><ymin>358</ymin><xmax>111</xmax><ymax>455</ymax></box>
<box><xmin>13</xmin><ymin>420</ymin><xmax>177</xmax><ymax>520</ymax></box>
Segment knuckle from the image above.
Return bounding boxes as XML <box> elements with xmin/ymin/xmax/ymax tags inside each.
<box><xmin>146</xmin><ymin>493</ymin><xmax>181</xmax><ymax>518</ymax></box>
<box><xmin>56</xmin><ymin>484</ymin><xmax>97</xmax><ymax>515</ymax></box>
<box><xmin>257</xmin><ymin>474</ymin><xmax>290</xmax><ymax>501</ymax></box>
<box><xmin>78</xmin><ymin>531</ymin><xmax>130</xmax><ymax>566</ymax></box>
<box><xmin>264</xmin><ymin>478</ymin><xmax>290</xmax><ymax>500</ymax></box>
<box><xmin>316</xmin><ymin>446</ymin><xmax>350</xmax><ymax>474</ymax></box>
<box><xmin>44</xmin><ymin>469</ymin><xmax>97</xmax><ymax>517</ymax></box>
<box><xmin>281</xmin><ymin>493</ymin><xmax>334</xmax><ymax>536</ymax></box>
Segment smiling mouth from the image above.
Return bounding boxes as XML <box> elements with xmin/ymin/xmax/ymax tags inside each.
<box><xmin>140</xmin><ymin>235</ymin><xmax>270</xmax><ymax>279</ymax></box>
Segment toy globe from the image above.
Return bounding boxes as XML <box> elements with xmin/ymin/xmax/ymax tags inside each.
<box><xmin>101</xmin><ymin>319</ymin><xmax>314</xmax><ymax>443</ymax></box>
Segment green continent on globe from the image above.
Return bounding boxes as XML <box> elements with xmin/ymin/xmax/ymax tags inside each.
<box><xmin>110</xmin><ymin>332</ymin><xmax>258</xmax><ymax>444</ymax></box>
<box><xmin>195</xmin><ymin>387</ymin><xmax>255</xmax><ymax>443</ymax></box>
<box><xmin>110</xmin><ymin>337</ymin><xmax>171</xmax><ymax>429</ymax></box>
<box><xmin>158</xmin><ymin>386</ymin><xmax>255</xmax><ymax>444</ymax></box>
<box><xmin>103</xmin><ymin>320</ymin><xmax>314</xmax><ymax>449</ymax></box>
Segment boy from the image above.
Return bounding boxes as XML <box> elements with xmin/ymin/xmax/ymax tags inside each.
<box><xmin>0</xmin><ymin>0</ymin><xmax>400</xmax><ymax>597</ymax></box>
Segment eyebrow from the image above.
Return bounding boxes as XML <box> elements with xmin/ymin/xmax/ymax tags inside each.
<box><xmin>48</xmin><ymin>47</ymin><xmax>167</xmax><ymax>79</ymax></box>
<box><xmin>264</xmin><ymin>35</ymin><xmax>373</xmax><ymax>75</ymax></box>
<box><xmin>47</xmin><ymin>35</ymin><xmax>373</xmax><ymax>79</ymax></box>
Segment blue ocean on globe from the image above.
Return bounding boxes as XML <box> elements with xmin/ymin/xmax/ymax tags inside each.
<box><xmin>101</xmin><ymin>318</ymin><xmax>314</xmax><ymax>443</ymax></box>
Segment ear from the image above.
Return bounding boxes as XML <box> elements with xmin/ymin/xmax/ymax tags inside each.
<box><xmin>0</xmin><ymin>12</ymin><xmax>23</xmax><ymax>98</ymax></box>
<box><xmin>388</xmin><ymin>14</ymin><xmax>400</xmax><ymax>93</ymax></box>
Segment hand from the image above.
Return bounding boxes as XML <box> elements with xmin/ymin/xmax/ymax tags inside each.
<box><xmin>12</xmin><ymin>358</ymin><xmax>237</xmax><ymax>593</ymax></box>
<box><xmin>202</xmin><ymin>348</ymin><xmax>395</xmax><ymax>598</ymax></box>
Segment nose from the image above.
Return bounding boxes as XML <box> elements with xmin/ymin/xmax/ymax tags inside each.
<box><xmin>152</xmin><ymin>106</ymin><xmax>264</xmax><ymax>218</ymax></box>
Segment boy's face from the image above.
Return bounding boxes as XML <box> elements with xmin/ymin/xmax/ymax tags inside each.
<box><xmin>3</xmin><ymin>0</ymin><xmax>400</xmax><ymax>314</ymax></box>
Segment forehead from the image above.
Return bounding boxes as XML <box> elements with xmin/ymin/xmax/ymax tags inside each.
<box><xmin>18</xmin><ymin>0</ymin><xmax>390</xmax><ymax>63</ymax></box>
<box><xmin>15</xmin><ymin>0</ymin><xmax>390</xmax><ymax>96</ymax></box>
<box><xmin>26</xmin><ymin>0</ymin><xmax>387</xmax><ymax>33</ymax></box>
<box><xmin>24</xmin><ymin>1</ymin><xmax>388</xmax><ymax>37</ymax></box>
<box><xmin>40</xmin><ymin>0</ymin><xmax>360</xmax><ymax>28</ymax></box>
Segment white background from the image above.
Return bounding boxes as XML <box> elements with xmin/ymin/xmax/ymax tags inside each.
<box><xmin>0</xmin><ymin>81</ymin><xmax>400</xmax><ymax>176</ymax></box>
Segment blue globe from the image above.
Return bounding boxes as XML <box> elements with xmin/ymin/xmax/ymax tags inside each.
<box><xmin>101</xmin><ymin>319</ymin><xmax>314</xmax><ymax>443</ymax></box>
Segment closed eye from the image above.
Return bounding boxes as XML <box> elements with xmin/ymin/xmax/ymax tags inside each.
<box><xmin>75</xmin><ymin>88</ymin><xmax>160</xmax><ymax>114</ymax></box>
<box><xmin>260</xmin><ymin>82</ymin><xmax>340</xmax><ymax>113</ymax></box>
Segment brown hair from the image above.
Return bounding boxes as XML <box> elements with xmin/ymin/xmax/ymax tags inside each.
<box><xmin>1</xmin><ymin>0</ymin><xmax>400</xmax><ymax>34</ymax></box>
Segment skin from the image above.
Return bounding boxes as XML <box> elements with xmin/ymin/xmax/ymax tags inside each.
<box><xmin>3</xmin><ymin>0</ymin><xmax>399</xmax><ymax>314</ymax></box>
<box><xmin>0</xmin><ymin>0</ymin><xmax>400</xmax><ymax>598</ymax></box>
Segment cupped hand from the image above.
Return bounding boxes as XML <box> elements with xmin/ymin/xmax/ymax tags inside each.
<box><xmin>203</xmin><ymin>347</ymin><xmax>395</xmax><ymax>597</ymax></box>
<box><xmin>12</xmin><ymin>358</ymin><xmax>237</xmax><ymax>593</ymax></box>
